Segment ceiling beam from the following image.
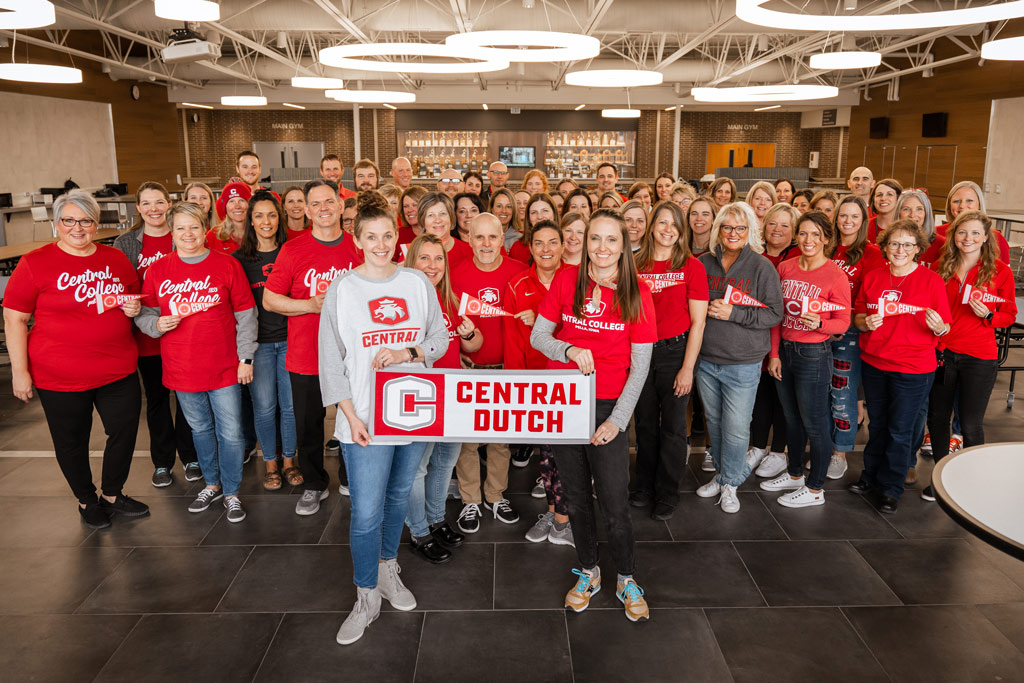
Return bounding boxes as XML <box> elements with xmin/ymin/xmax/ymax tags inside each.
<box><xmin>552</xmin><ymin>0</ymin><xmax>615</xmax><ymax>90</ymax></box>
<box><xmin>311</xmin><ymin>0</ymin><xmax>418</xmax><ymax>90</ymax></box>
<box><xmin>206</xmin><ymin>23</ymin><xmax>318</xmax><ymax>77</ymax></box>
<box><xmin>655</xmin><ymin>17</ymin><xmax>738</xmax><ymax>70</ymax></box>
<box><xmin>847</xmin><ymin>50</ymin><xmax>978</xmax><ymax>88</ymax></box>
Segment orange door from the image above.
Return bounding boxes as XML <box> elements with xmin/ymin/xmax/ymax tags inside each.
<box><xmin>706</xmin><ymin>144</ymin><xmax>776</xmax><ymax>174</ymax></box>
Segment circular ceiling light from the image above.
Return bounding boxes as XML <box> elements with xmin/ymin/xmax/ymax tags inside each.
<box><xmin>0</xmin><ymin>63</ymin><xmax>82</xmax><ymax>84</ymax></box>
<box><xmin>326</xmin><ymin>89</ymin><xmax>417</xmax><ymax>103</ymax></box>
<box><xmin>565</xmin><ymin>69</ymin><xmax>664</xmax><ymax>88</ymax></box>
<box><xmin>0</xmin><ymin>0</ymin><xmax>55</xmax><ymax>29</ymax></box>
<box><xmin>318</xmin><ymin>43</ymin><xmax>509</xmax><ymax>74</ymax></box>
<box><xmin>221</xmin><ymin>95</ymin><xmax>267</xmax><ymax>106</ymax></box>
<box><xmin>809</xmin><ymin>51</ymin><xmax>882</xmax><ymax>70</ymax></box>
<box><xmin>154</xmin><ymin>0</ymin><xmax>220</xmax><ymax>22</ymax></box>
<box><xmin>981</xmin><ymin>36</ymin><xmax>1024</xmax><ymax>61</ymax></box>
<box><xmin>736</xmin><ymin>0</ymin><xmax>1024</xmax><ymax>31</ymax></box>
<box><xmin>691</xmin><ymin>85</ymin><xmax>839</xmax><ymax>102</ymax></box>
<box><xmin>444</xmin><ymin>30</ymin><xmax>600</xmax><ymax>63</ymax></box>
<box><xmin>291</xmin><ymin>76</ymin><xmax>345</xmax><ymax>89</ymax></box>
<box><xmin>601</xmin><ymin>108</ymin><xmax>641</xmax><ymax>118</ymax></box>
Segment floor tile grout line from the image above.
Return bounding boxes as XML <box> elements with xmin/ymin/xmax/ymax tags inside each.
<box><xmin>842</xmin><ymin>539</ymin><xmax>905</xmax><ymax>606</ymax></box>
<box><xmin>211</xmin><ymin>545</ymin><xmax>257</xmax><ymax>614</ymax></box>
<box><xmin>564</xmin><ymin>610</ymin><xmax>576</xmax><ymax>683</ymax></box>
<box><xmin>411</xmin><ymin>610</ymin><xmax>428</xmax><ymax>682</ymax></box>
<box><xmin>729</xmin><ymin>541</ymin><xmax>770</xmax><ymax>608</ymax></box>
<box><xmin>89</xmin><ymin>612</ymin><xmax>146</xmax><ymax>683</ymax></box>
<box><xmin>698</xmin><ymin>607</ymin><xmax>738</xmax><ymax>683</ymax></box>
<box><xmin>837</xmin><ymin>605</ymin><xmax>896</xmax><ymax>683</ymax></box>
<box><xmin>196</xmin><ymin>507</ymin><xmax>229</xmax><ymax>546</ymax></box>
<box><xmin>72</xmin><ymin>546</ymin><xmax>138</xmax><ymax>616</ymax></box>
<box><xmin>752</xmin><ymin>488</ymin><xmax>792</xmax><ymax>540</ymax></box>
<box><xmin>249</xmin><ymin>612</ymin><xmax>286</xmax><ymax>683</ymax></box>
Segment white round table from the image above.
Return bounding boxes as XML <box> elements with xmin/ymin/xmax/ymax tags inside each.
<box><xmin>933</xmin><ymin>442</ymin><xmax>1024</xmax><ymax>560</ymax></box>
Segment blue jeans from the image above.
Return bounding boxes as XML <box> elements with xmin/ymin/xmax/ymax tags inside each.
<box><xmin>343</xmin><ymin>441</ymin><xmax>427</xmax><ymax>588</ymax></box>
<box><xmin>405</xmin><ymin>441</ymin><xmax>462</xmax><ymax>539</ymax></box>
<box><xmin>176</xmin><ymin>384</ymin><xmax>244</xmax><ymax>497</ymax></box>
<box><xmin>860</xmin><ymin>362</ymin><xmax>935</xmax><ymax>500</ymax></box>
<box><xmin>775</xmin><ymin>341</ymin><xmax>834</xmax><ymax>490</ymax></box>
<box><xmin>696</xmin><ymin>360</ymin><xmax>760</xmax><ymax>487</ymax></box>
<box><xmin>829</xmin><ymin>327</ymin><xmax>862</xmax><ymax>453</ymax></box>
<box><xmin>250</xmin><ymin>341</ymin><xmax>296</xmax><ymax>461</ymax></box>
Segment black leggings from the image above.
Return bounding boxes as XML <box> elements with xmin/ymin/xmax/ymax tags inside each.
<box><xmin>138</xmin><ymin>355</ymin><xmax>196</xmax><ymax>469</ymax></box>
<box><xmin>750</xmin><ymin>369</ymin><xmax>787</xmax><ymax>452</ymax></box>
<box><xmin>926</xmin><ymin>350</ymin><xmax>998</xmax><ymax>461</ymax></box>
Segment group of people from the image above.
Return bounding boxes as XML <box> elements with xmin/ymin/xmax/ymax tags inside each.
<box><xmin>3</xmin><ymin>150</ymin><xmax>1016</xmax><ymax>644</ymax></box>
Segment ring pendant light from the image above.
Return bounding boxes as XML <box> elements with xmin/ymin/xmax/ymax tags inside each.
<box><xmin>221</xmin><ymin>95</ymin><xmax>268</xmax><ymax>106</ymax></box>
<box><xmin>444</xmin><ymin>30</ymin><xmax>600</xmax><ymax>62</ymax></box>
<box><xmin>601</xmin><ymin>109</ymin><xmax>641</xmax><ymax>118</ymax></box>
<box><xmin>0</xmin><ymin>1</ymin><xmax>55</xmax><ymax>29</ymax></box>
<box><xmin>736</xmin><ymin>0</ymin><xmax>1024</xmax><ymax>31</ymax></box>
<box><xmin>319</xmin><ymin>43</ymin><xmax>509</xmax><ymax>74</ymax></box>
<box><xmin>981</xmin><ymin>35</ymin><xmax>1024</xmax><ymax>61</ymax></box>
<box><xmin>692</xmin><ymin>85</ymin><xmax>839</xmax><ymax>102</ymax></box>
<box><xmin>809</xmin><ymin>51</ymin><xmax>882</xmax><ymax>69</ymax></box>
<box><xmin>291</xmin><ymin>76</ymin><xmax>345</xmax><ymax>89</ymax></box>
<box><xmin>326</xmin><ymin>89</ymin><xmax>417</xmax><ymax>103</ymax></box>
<box><xmin>565</xmin><ymin>69</ymin><xmax>664</xmax><ymax>87</ymax></box>
<box><xmin>154</xmin><ymin>0</ymin><xmax>220</xmax><ymax>21</ymax></box>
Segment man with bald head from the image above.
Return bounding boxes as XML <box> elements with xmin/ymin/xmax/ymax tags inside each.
<box><xmin>484</xmin><ymin>161</ymin><xmax>509</xmax><ymax>201</ymax></box>
<box><xmin>449</xmin><ymin>212</ymin><xmax>528</xmax><ymax>534</ymax></box>
<box><xmin>847</xmin><ymin>166</ymin><xmax>875</xmax><ymax>204</ymax></box>
<box><xmin>391</xmin><ymin>156</ymin><xmax>413</xmax><ymax>190</ymax></box>
<box><xmin>437</xmin><ymin>168</ymin><xmax>463</xmax><ymax>198</ymax></box>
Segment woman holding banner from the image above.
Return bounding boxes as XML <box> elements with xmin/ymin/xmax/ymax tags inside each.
<box><xmin>530</xmin><ymin>208</ymin><xmax>656</xmax><ymax>623</ymax></box>
<box><xmin>695</xmin><ymin>203</ymin><xmax>784</xmax><ymax>515</ymax></box>
<box><xmin>631</xmin><ymin>201</ymin><xmax>708</xmax><ymax>521</ymax></box>
<box><xmin>403</xmin><ymin>233</ymin><xmax>481</xmax><ymax>564</ymax></box>
<box><xmin>763</xmin><ymin>212</ymin><xmax>850</xmax><ymax>508</ymax></box>
<box><xmin>318</xmin><ymin>193</ymin><xmax>448</xmax><ymax>645</ymax></box>
<box><xmin>922</xmin><ymin>211</ymin><xmax>1017</xmax><ymax>501</ymax></box>
<box><xmin>851</xmin><ymin>220</ymin><xmax>950</xmax><ymax>514</ymax></box>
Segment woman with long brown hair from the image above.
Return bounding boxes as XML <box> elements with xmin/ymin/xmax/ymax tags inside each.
<box><xmin>562</xmin><ymin>188</ymin><xmax>593</xmax><ymax>218</ymax></box>
<box><xmin>490</xmin><ymin>187</ymin><xmax>523</xmax><ymax>249</ymax></box>
<box><xmin>867</xmin><ymin>178</ymin><xmax>903</xmax><ymax>243</ymax></box>
<box><xmin>627</xmin><ymin>182</ymin><xmax>653</xmax><ymax>211</ymax></box>
<box><xmin>686</xmin><ymin>196</ymin><xmax>718</xmax><ymax>257</ymax></box>
<box><xmin>709</xmin><ymin>177</ymin><xmax>738</xmax><ymax>208</ymax></box>
<box><xmin>654</xmin><ymin>173</ymin><xmax>675</xmax><ymax>203</ymax></box>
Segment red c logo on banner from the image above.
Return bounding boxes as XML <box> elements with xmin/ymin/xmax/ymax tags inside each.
<box><xmin>382</xmin><ymin>376</ymin><xmax>438</xmax><ymax>431</ymax></box>
<box><xmin>102</xmin><ymin>294</ymin><xmax>117</xmax><ymax>308</ymax></box>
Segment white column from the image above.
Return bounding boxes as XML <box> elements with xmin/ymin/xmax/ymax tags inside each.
<box><xmin>352</xmin><ymin>103</ymin><xmax>361</xmax><ymax>163</ymax></box>
<box><xmin>672</xmin><ymin>106</ymin><xmax>681</xmax><ymax>178</ymax></box>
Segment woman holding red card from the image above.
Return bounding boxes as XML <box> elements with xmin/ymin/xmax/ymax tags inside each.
<box><xmin>922</xmin><ymin>211</ymin><xmax>1017</xmax><ymax>500</ymax></box>
<box><xmin>851</xmin><ymin>219</ymin><xmax>950</xmax><ymax>514</ymax></box>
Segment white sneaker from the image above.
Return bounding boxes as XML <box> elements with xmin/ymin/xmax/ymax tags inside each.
<box><xmin>696</xmin><ymin>478</ymin><xmax>721</xmax><ymax>498</ymax></box>
<box><xmin>336</xmin><ymin>587</ymin><xmax>381</xmax><ymax>645</ymax></box>
<box><xmin>338</xmin><ymin>483</ymin><xmax>350</xmax><ymax>496</ymax></box>
<box><xmin>701</xmin><ymin>450</ymin><xmax>715</xmax><ymax>472</ymax></box>
<box><xmin>778</xmin><ymin>486</ymin><xmax>825</xmax><ymax>508</ymax></box>
<box><xmin>760</xmin><ymin>473</ymin><xmax>805</xmax><ymax>491</ymax></box>
<box><xmin>377</xmin><ymin>558</ymin><xmax>416</xmax><ymax>611</ymax></box>
<box><xmin>718</xmin><ymin>484</ymin><xmax>740</xmax><ymax>513</ymax></box>
<box><xmin>826</xmin><ymin>454</ymin><xmax>848</xmax><ymax>480</ymax></box>
<box><xmin>755</xmin><ymin>452</ymin><xmax>788</xmax><ymax>478</ymax></box>
<box><xmin>745</xmin><ymin>447</ymin><xmax>767</xmax><ymax>471</ymax></box>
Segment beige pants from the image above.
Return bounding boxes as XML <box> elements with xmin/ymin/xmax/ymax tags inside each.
<box><xmin>456</xmin><ymin>442</ymin><xmax>512</xmax><ymax>504</ymax></box>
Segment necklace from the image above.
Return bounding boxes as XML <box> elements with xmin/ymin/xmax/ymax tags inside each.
<box><xmin>888</xmin><ymin>264</ymin><xmax>916</xmax><ymax>291</ymax></box>
<box><xmin>587</xmin><ymin>264</ymin><xmax>617</xmax><ymax>307</ymax></box>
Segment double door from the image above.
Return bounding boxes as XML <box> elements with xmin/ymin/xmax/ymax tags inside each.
<box><xmin>252</xmin><ymin>141</ymin><xmax>325</xmax><ymax>169</ymax></box>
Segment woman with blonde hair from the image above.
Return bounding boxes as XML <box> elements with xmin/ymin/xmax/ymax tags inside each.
<box><xmin>937</xmin><ymin>180</ymin><xmax>1010</xmax><ymax>263</ymax></box>
<box><xmin>599</xmin><ymin>191</ymin><xmax>624</xmax><ymax>210</ymax></box>
<box><xmin>744</xmin><ymin>181</ymin><xmax>777</xmax><ymax>222</ymax></box>
<box><xmin>670</xmin><ymin>182</ymin><xmax>697</xmax><ymax>213</ymax></box>
<box><xmin>184</xmin><ymin>182</ymin><xmax>216</xmax><ymax>227</ymax></box>
<box><xmin>627</xmin><ymin>182</ymin><xmax>653</xmax><ymax>210</ymax></box>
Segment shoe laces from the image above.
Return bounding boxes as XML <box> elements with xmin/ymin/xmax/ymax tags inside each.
<box><xmin>198</xmin><ymin>488</ymin><xmax>218</xmax><ymax>502</ymax></box>
<box><xmin>718</xmin><ymin>486</ymin><xmax>738</xmax><ymax>506</ymax></box>
<box><xmin>571</xmin><ymin>568</ymin><xmax>596</xmax><ymax>593</ymax></box>
<box><xmin>619</xmin><ymin>579</ymin><xmax>644</xmax><ymax>601</ymax></box>
<box><xmin>155</xmin><ymin>467</ymin><xmax>169</xmax><ymax>475</ymax></box>
<box><xmin>459</xmin><ymin>503</ymin><xmax>480</xmax><ymax>521</ymax></box>
<box><xmin>491</xmin><ymin>499</ymin><xmax>513</xmax><ymax>516</ymax></box>
<box><xmin>382</xmin><ymin>560</ymin><xmax>405</xmax><ymax>588</ymax></box>
<box><xmin>225</xmin><ymin>497</ymin><xmax>242</xmax><ymax>511</ymax></box>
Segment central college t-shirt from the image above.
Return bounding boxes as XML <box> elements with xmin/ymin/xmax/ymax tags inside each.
<box><xmin>638</xmin><ymin>257</ymin><xmax>709</xmax><ymax>340</ymax></box>
<box><xmin>135</xmin><ymin>232</ymin><xmax>174</xmax><ymax>357</ymax></box>
<box><xmin>234</xmin><ymin>247</ymin><xmax>287</xmax><ymax>343</ymax></box>
<box><xmin>537</xmin><ymin>266</ymin><xmax>658</xmax><ymax>399</ymax></box>
<box><xmin>831</xmin><ymin>242</ymin><xmax>886</xmax><ymax>302</ymax></box>
<box><xmin>450</xmin><ymin>256</ymin><xmax>527</xmax><ymax>366</ymax></box>
<box><xmin>265</xmin><ymin>230</ymin><xmax>364</xmax><ymax>375</ymax></box>
<box><xmin>3</xmin><ymin>243</ymin><xmax>139</xmax><ymax>391</ymax></box>
<box><xmin>142</xmin><ymin>250</ymin><xmax>255</xmax><ymax>392</ymax></box>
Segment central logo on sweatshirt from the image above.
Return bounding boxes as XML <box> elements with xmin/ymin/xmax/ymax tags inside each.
<box><xmin>879</xmin><ymin>289</ymin><xmax>902</xmax><ymax>302</ymax></box>
<box><xmin>369</xmin><ymin>297</ymin><xmax>409</xmax><ymax>325</ymax></box>
<box><xmin>583</xmin><ymin>298</ymin><xmax>607</xmax><ymax>318</ymax></box>
<box><xmin>478</xmin><ymin>287</ymin><xmax>500</xmax><ymax>305</ymax></box>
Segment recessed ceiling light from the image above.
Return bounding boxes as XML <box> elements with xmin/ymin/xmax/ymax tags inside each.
<box><xmin>574</xmin><ymin>104</ymin><xmax>586</xmax><ymax>111</ymax></box>
<box><xmin>602</xmin><ymin>108</ymin><xmax>641</xmax><ymax>118</ymax></box>
<box><xmin>565</xmin><ymin>69</ymin><xmax>663</xmax><ymax>88</ymax></box>
<box><xmin>382</xmin><ymin>103</ymin><xmax>398</xmax><ymax>110</ymax></box>
<box><xmin>0</xmin><ymin>63</ymin><xmax>82</xmax><ymax>84</ymax></box>
<box><xmin>319</xmin><ymin>43</ymin><xmax>509</xmax><ymax>74</ymax></box>
<box><xmin>444</xmin><ymin>30</ymin><xmax>600</xmax><ymax>63</ymax></box>
<box><xmin>482</xmin><ymin>103</ymin><xmax>488</xmax><ymax>110</ymax></box>
<box><xmin>181</xmin><ymin>102</ymin><xmax>214</xmax><ymax>109</ymax></box>
<box><xmin>754</xmin><ymin>105</ymin><xmax>781</xmax><ymax>111</ymax></box>
<box><xmin>282</xmin><ymin>102</ymin><xmax>305</xmax><ymax>109</ymax></box>
<box><xmin>736</xmin><ymin>0</ymin><xmax>1024</xmax><ymax>31</ymax></box>
<box><xmin>981</xmin><ymin>36</ymin><xmax>1024</xmax><ymax>61</ymax></box>
<box><xmin>221</xmin><ymin>95</ymin><xmax>267</xmax><ymax>106</ymax></box>
<box><xmin>809</xmin><ymin>51</ymin><xmax>882</xmax><ymax>69</ymax></box>
<box><xmin>665</xmin><ymin>106</ymin><xmax>677</xmax><ymax>111</ymax></box>
<box><xmin>326</xmin><ymin>89</ymin><xmax>417</xmax><ymax>103</ymax></box>
<box><xmin>154</xmin><ymin>0</ymin><xmax>220</xmax><ymax>22</ymax></box>
<box><xmin>692</xmin><ymin>85</ymin><xmax>838</xmax><ymax>102</ymax></box>
<box><xmin>0</xmin><ymin>0</ymin><xmax>55</xmax><ymax>29</ymax></box>
<box><xmin>291</xmin><ymin>76</ymin><xmax>345</xmax><ymax>89</ymax></box>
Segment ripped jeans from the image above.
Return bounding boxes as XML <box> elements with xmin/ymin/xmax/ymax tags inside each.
<box><xmin>829</xmin><ymin>327</ymin><xmax>862</xmax><ymax>453</ymax></box>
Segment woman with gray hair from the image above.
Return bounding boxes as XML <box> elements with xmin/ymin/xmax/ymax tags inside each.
<box><xmin>3</xmin><ymin>189</ymin><xmax>148</xmax><ymax>529</ymax></box>
<box><xmin>895</xmin><ymin>190</ymin><xmax>943</xmax><ymax>269</ymax></box>
<box><xmin>695</xmin><ymin>203</ymin><xmax>784</xmax><ymax>514</ymax></box>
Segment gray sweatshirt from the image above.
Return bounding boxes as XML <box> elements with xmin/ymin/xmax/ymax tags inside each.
<box><xmin>698</xmin><ymin>245</ymin><xmax>784</xmax><ymax>366</ymax></box>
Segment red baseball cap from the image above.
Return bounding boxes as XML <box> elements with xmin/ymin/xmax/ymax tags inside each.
<box><xmin>216</xmin><ymin>182</ymin><xmax>253</xmax><ymax>221</ymax></box>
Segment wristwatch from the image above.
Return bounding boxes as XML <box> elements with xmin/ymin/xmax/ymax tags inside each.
<box><xmin>408</xmin><ymin>347</ymin><xmax>419</xmax><ymax>361</ymax></box>
<box><xmin>985</xmin><ymin>311</ymin><xmax>994</xmax><ymax>323</ymax></box>
<box><xmin>241</xmin><ymin>359</ymin><xmax>253</xmax><ymax>365</ymax></box>
<box><xmin>461</xmin><ymin>330</ymin><xmax>475</xmax><ymax>341</ymax></box>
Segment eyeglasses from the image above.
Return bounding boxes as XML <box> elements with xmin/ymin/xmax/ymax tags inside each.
<box><xmin>439</xmin><ymin>178</ymin><xmax>461</xmax><ymax>184</ymax></box>
<box><xmin>342</xmin><ymin>218</ymin><xmax>354</xmax><ymax>226</ymax></box>
<box><xmin>489</xmin><ymin>170</ymin><xmax>509</xmax><ymax>176</ymax></box>
<box><xmin>887</xmin><ymin>241</ymin><xmax>918</xmax><ymax>252</ymax></box>
<box><xmin>59</xmin><ymin>217</ymin><xmax>96</xmax><ymax>228</ymax></box>
<box><xmin>721</xmin><ymin>225</ymin><xmax>748</xmax><ymax>234</ymax></box>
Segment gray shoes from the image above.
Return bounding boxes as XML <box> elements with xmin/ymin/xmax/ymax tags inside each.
<box><xmin>336</xmin><ymin>559</ymin><xmax>416</xmax><ymax>646</ymax></box>
<box><xmin>524</xmin><ymin>511</ymin><xmax>575</xmax><ymax>547</ymax></box>
<box><xmin>295</xmin><ymin>488</ymin><xmax>328</xmax><ymax>516</ymax></box>
<box><xmin>377</xmin><ymin>558</ymin><xmax>417</xmax><ymax>611</ymax></box>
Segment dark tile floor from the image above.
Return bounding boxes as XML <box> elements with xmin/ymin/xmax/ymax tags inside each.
<box><xmin>0</xmin><ymin>364</ymin><xmax>1022</xmax><ymax>682</ymax></box>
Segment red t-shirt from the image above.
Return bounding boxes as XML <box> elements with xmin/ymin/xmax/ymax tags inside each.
<box><xmin>436</xmin><ymin>294</ymin><xmax>463</xmax><ymax>369</ymax></box>
<box><xmin>638</xmin><ymin>257</ymin><xmax>709</xmax><ymax>340</ymax></box>
<box><xmin>264</xmin><ymin>231</ymin><xmax>364</xmax><ymax>375</ymax></box>
<box><xmin>3</xmin><ymin>243</ymin><xmax>140</xmax><ymax>391</ymax></box>
<box><xmin>867</xmin><ymin>216</ymin><xmax>879</xmax><ymax>244</ymax></box>
<box><xmin>205</xmin><ymin>227</ymin><xmax>241</xmax><ymax>255</ymax></box>
<box><xmin>287</xmin><ymin>227</ymin><xmax>309</xmax><ymax>241</ymax></box>
<box><xmin>142</xmin><ymin>251</ymin><xmax>255</xmax><ymax>392</ymax></box>
<box><xmin>917</xmin><ymin>235</ymin><xmax>946</xmax><ymax>270</ymax></box>
<box><xmin>503</xmin><ymin>266</ymin><xmax>558</xmax><ymax>370</ymax></box>
<box><xmin>770</xmin><ymin>258</ymin><xmax>852</xmax><ymax>356</ymax></box>
<box><xmin>939</xmin><ymin>260</ymin><xmax>1018</xmax><ymax>360</ymax></box>
<box><xmin>450</xmin><ymin>256</ymin><xmax>527</xmax><ymax>366</ymax></box>
<box><xmin>339</xmin><ymin>186</ymin><xmax>357</xmax><ymax>201</ymax></box>
<box><xmin>509</xmin><ymin>240</ymin><xmax>531</xmax><ymax>265</ymax></box>
<box><xmin>854</xmin><ymin>265</ymin><xmax>951</xmax><ymax>374</ymax></box>
<box><xmin>135</xmin><ymin>232</ymin><xmax>173</xmax><ymax>357</ymax></box>
<box><xmin>397</xmin><ymin>226</ymin><xmax>417</xmax><ymax>246</ymax></box>
<box><xmin>937</xmin><ymin>222</ymin><xmax>1011</xmax><ymax>264</ymax></box>
<box><xmin>446</xmin><ymin>238</ymin><xmax>473</xmax><ymax>270</ymax></box>
<box><xmin>832</xmin><ymin>242</ymin><xmax>886</xmax><ymax>302</ymax></box>
<box><xmin>537</xmin><ymin>266</ymin><xmax>658</xmax><ymax>398</ymax></box>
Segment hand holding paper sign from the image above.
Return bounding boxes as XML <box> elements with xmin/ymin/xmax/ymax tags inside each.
<box><xmin>962</xmin><ymin>284</ymin><xmax>1005</xmax><ymax>319</ymax></box>
<box><xmin>638</xmin><ymin>274</ymin><xmax>683</xmax><ymax>294</ymax></box>
<box><xmin>309</xmin><ymin>276</ymin><xmax>331</xmax><ymax>298</ymax></box>
<box><xmin>724</xmin><ymin>284</ymin><xmax>767</xmax><ymax>308</ymax></box>
<box><xmin>458</xmin><ymin>292</ymin><xmax>512</xmax><ymax>317</ymax></box>
<box><xmin>170</xmin><ymin>300</ymin><xmax>222</xmax><ymax>318</ymax></box>
<box><xmin>95</xmin><ymin>289</ymin><xmax>144</xmax><ymax>314</ymax></box>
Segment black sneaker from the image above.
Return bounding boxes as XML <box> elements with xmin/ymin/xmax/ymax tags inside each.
<box><xmin>484</xmin><ymin>498</ymin><xmax>519</xmax><ymax>524</ymax></box>
<box><xmin>99</xmin><ymin>494</ymin><xmax>150</xmax><ymax>518</ymax></box>
<box><xmin>79</xmin><ymin>502</ymin><xmax>111</xmax><ymax>529</ymax></box>
<box><xmin>430</xmin><ymin>521</ymin><xmax>465</xmax><ymax>548</ymax></box>
<box><xmin>410</xmin><ymin>537</ymin><xmax>452</xmax><ymax>564</ymax></box>
<box><xmin>879</xmin><ymin>495</ymin><xmax>899</xmax><ymax>514</ymax></box>
<box><xmin>183</xmin><ymin>462</ymin><xmax>203</xmax><ymax>482</ymax></box>
<box><xmin>920</xmin><ymin>485</ymin><xmax>936</xmax><ymax>502</ymax></box>
<box><xmin>629</xmin><ymin>489</ymin><xmax>652</xmax><ymax>508</ymax></box>
<box><xmin>325</xmin><ymin>439</ymin><xmax>341</xmax><ymax>454</ymax></box>
<box><xmin>651</xmin><ymin>502</ymin><xmax>675</xmax><ymax>521</ymax></box>
<box><xmin>243</xmin><ymin>447</ymin><xmax>257</xmax><ymax>465</ymax></box>
<box><xmin>511</xmin><ymin>445</ymin><xmax>533</xmax><ymax>468</ymax></box>
<box><xmin>151</xmin><ymin>467</ymin><xmax>172</xmax><ymax>488</ymax></box>
<box><xmin>457</xmin><ymin>503</ymin><xmax>481</xmax><ymax>534</ymax></box>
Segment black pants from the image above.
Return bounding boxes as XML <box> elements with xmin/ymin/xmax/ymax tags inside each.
<box><xmin>690</xmin><ymin>382</ymin><xmax>706</xmax><ymax>437</ymax></box>
<box><xmin>37</xmin><ymin>373</ymin><xmax>141</xmax><ymax>504</ymax></box>
<box><xmin>634</xmin><ymin>336</ymin><xmax>690</xmax><ymax>506</ymax></box>
<box><xmin>927</xmin><ymin>350</ymin><xmax>998</xmax><ymax>461</ymax></box>
<box><xmin>137</xmin><ymin>355</ymin><xmax>197</xmax><ymax>469</ymax></box>
<box><xmin>552</xmin><ymin>399</ymin><xmax>635</xmax><ymax>576</ymax></box>
<box><xmin>751</xmin><ymin>369</ymin><xmax>787</xmax><ymax>452</ymax></box>
<box><xmin>290</xmin><ymin>371</ymin><xmax>346</xmax><ymax>492</ymax></box>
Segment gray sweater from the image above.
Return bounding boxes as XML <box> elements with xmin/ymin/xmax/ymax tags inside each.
<box><xmin>113</xmin><ymin>227</ymin><xmax>175</xmax><ymax>270</ymax></box>
<box><xmin>698</xmin><ymin>245</ymin><xmax>784</xmax><ymax>366</ymax></box>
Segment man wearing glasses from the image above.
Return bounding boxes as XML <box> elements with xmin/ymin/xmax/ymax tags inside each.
<box><xmin>484</xmin><ymin>162</ymin><xmax>509</xmax><ymax>201</ymax></box>
<box><xmin>437</xmin><ymin>169</ymin><xmax>464</xmax><ymax>198</ymax></box>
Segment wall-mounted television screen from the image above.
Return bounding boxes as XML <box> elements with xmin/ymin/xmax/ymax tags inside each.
<box><xmin>869</xmin><ymin>116</ymin><xmax>889</xmax><ymax>139</ymax></box>
<box><xmin>922</xmin><ymin>112</ymin><xmax>948</xmax><ymax>138</ymax></box>
<box><xmin>499</xmin><ymin>146</ymin><xmax>536</xmax><ymax>168</ymax></box>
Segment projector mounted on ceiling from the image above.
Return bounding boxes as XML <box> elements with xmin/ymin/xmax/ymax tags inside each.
<box><xmin>161</xmin><ymin>28</ymin><xmax>221</xmax><ymax>64</ymax></box>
